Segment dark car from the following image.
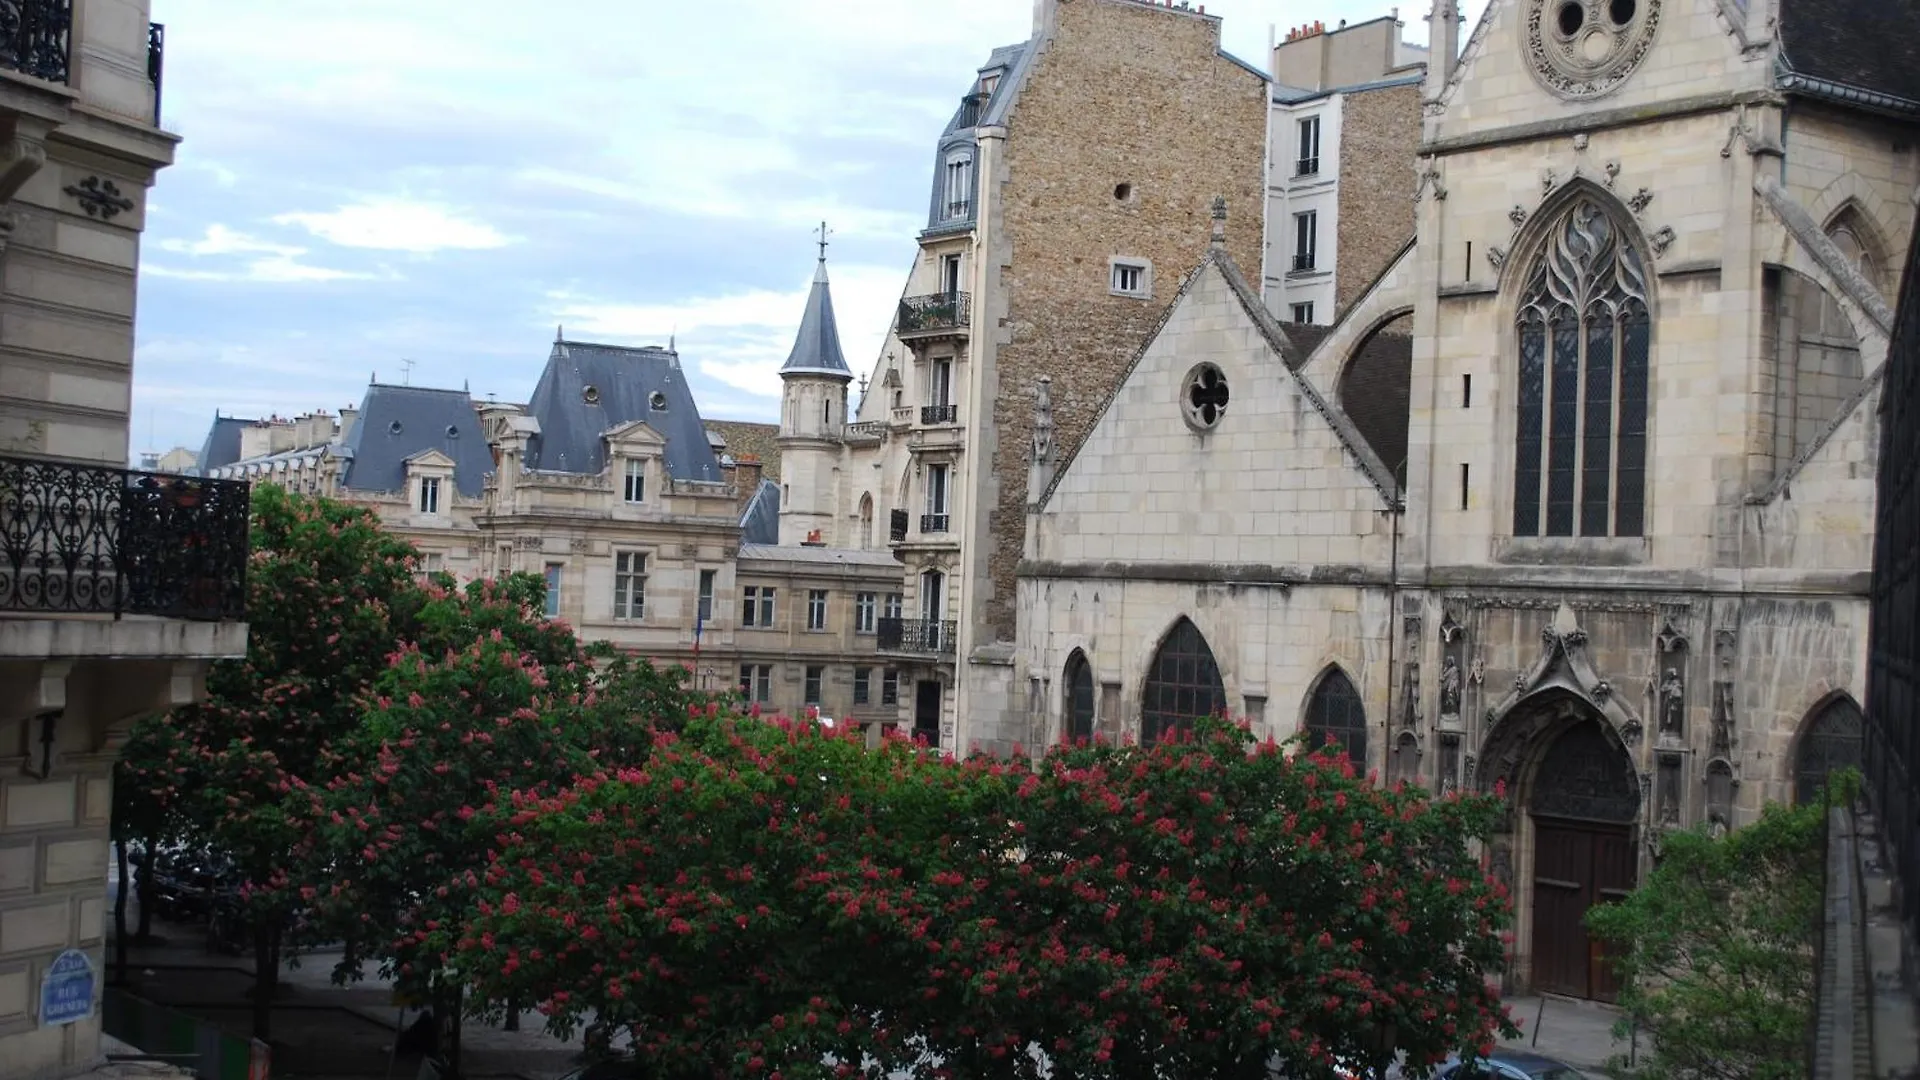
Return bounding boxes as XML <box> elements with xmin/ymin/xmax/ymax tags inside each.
<box><xmin>556</xmin><ymin>1059</ymin><xmax>651</xmax><ymax>1080</ymax></box>
<box><xmin>1436</xmin><ymin>1050</ymin><xmax>1592</xmax><ymax>1080</ymax></box>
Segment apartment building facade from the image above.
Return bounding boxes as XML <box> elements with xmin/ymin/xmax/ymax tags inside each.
<box><xmin>0</xmin><ymin>4</ymin><xmax>253</xmax><ymax>1076</ymax></box>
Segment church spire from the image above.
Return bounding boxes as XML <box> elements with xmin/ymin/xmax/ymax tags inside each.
<box><xmin>779</xmin><ymin>223</ymin><xmax>853</xmax><ymax>381</ymax></box>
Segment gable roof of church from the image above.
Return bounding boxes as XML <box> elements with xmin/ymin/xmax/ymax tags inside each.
<box><xmin>1038</xmin><ymin>247</ymin><xmax>1403</xmax><ymax>511</ymax></box>
<box><xmin>1777</xmin><ymin>0</ymin><xmax>1920</xmax><ymax>114</ymax></box>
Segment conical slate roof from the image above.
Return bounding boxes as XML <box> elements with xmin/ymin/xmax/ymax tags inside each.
<box><xmin>779</xmin><ymin>259</ymin><xmax>853</xmax><ymax>381</ymax></box>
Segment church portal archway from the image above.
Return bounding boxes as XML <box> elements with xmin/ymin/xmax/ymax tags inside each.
<box><xmin>1481</xmin><ymin>691</ymin><xmax>1640</xmax><ymax>1001</ymax></box>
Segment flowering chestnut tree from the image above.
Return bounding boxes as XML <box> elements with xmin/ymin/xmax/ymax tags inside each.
<box><xmin>302</xmin><ymin>574</ymin><xmax>702</xmax><ymax>1063</ymax></box>
<box><xmin>122</xmin><ymin>487</ymin><xmax>427</xmax><ymax>1036</ymax></box>
<box><xmin>458</xmin><ymin>716</ymin><xmax>1514</xmax><ymax>1080</ymax></box>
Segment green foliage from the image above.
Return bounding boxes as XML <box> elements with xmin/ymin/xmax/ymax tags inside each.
<box><xmin>457</xmin><ymin>716</ymin><xmax>1517</xmax><ymax>1080</ymax></box>
<box><xmin>1586</xmin><ymin>780</ymin><xmax>1841</xmax><ymax>1080</ymax></box>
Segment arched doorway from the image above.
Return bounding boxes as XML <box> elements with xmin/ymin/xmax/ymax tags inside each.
<box><xmin>1793</xmin><ymin>694</ymin><xmax>1864</xmax><ymax>805</ymax></box>
<box><xmin>1140</xmin><ymin>618</ymin><xmax>1224</xmax><ymax>746</ymax></box>
<box><xmin>1526</xmin><ymin>718</ymin><xmax>1640</xmax><ymax>1001</ymax></box>
<box><xmin>1063</xmin><ymin>650</ymin><xmax>1095</xmax><ymax>745</ymax></box>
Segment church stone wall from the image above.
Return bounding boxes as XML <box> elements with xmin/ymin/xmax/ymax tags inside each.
<box><xmin>981</xmin><ymin>0</ymin><xmax>1267</xmax><ymax>641</ymax></box>
<box><xmin>1781</xmin><ymin>104</ymin><xmax>1919</xmax><ymax>269</ymax></box>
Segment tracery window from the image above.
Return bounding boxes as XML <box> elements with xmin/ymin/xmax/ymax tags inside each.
<box><xmin>1513</xmin><ymin>197</ymin><xmax>1652</xmax><ymax>538</ymax></box>
<box><xmin>1140</xmin><ymin>618</ymin><xmax>1224</xmax><ymax>746</ymax></box>
<box><xmin>1063</xmin><ymin>650</ymin><xmax>1096</xmax><ymax>745</ymax></box>
<box><xmin>1303</xmin><ymin>667</ymin><xmax>1367</xmax><ymax>766</ymax></box>
<box><xmin>1794</xmin><ymin>696</ymin><xmax>1864</xmax><ymax>805</ymax></box>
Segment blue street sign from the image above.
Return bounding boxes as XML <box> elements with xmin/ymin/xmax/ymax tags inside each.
<box><xmin>40</xmin><ymin>949</ymin><xmax>94</xmax><ymax>1027</ymax></box>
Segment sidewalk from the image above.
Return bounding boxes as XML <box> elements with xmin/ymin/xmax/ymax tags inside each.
<box><xmin>1502</xmin><ymin>994</ymin><xmax>1648</xmax><ymax>1074</ymax></box>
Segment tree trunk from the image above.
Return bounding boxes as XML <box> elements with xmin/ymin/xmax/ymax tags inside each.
<box><xmin>112</xmin><ymin>839</ymin><xmax>130</xmax><ymax>985</ymax></box>
<box><xmin>503</xmin><ymin>995</ymin><xmax>519</xmax><ymax>1032</ymax></box>
<box><xmin>250</xmin><ymin>919</ymin><xmax>280</xmax><ymax>1040</ymax></box>
<box><xmin>135</xmin><ymin>834</ymin><xmax>157</xmax><ymax>941</ymax></box>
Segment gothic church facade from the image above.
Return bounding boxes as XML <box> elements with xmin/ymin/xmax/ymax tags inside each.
<box><xmin>1014</xmin><ymin>0</ymin><xmax>1919</xmax><ymax>997</ymax></box>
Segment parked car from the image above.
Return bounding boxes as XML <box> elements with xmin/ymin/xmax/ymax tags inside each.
<box><xmin>556</xmin><ymin>1059</ymin><xmax>651</xmax><ymax>1080</ymax></box>
<box><xmin>1435</xmin><ymin>1050</ymin><xmax>1592</xmax><ymax>1080</ymax></box>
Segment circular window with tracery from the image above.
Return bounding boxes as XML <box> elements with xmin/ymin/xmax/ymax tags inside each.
<box><xmin>1524</xmin><ymin>0</ymin><xmax>1660</xmax><ymax>100</ymax></box>
<box><xmin>1181</xmin><ymin>362</ymin><xmax>1229</xmax><ymax>432</ymax></box>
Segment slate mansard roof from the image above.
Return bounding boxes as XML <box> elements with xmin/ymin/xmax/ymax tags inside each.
<box><xmin>340</xmin><ymin>384</ymin><xmax>493</xmax><ymax>498</ymax></box>
<box><xmin>739</xmin><ymin>479</ymin><xmax>781</xmax><ymax>546</ymax></box>
<box><xmin>523</xmin><ymin>339</ymin><xmax>724</xmax><ymax>482</ymax></box>
<box><xmin>778</xmin><ymin>260</ymin><xmax>852</xmax><ymax>379</ymax></box>
<box><xmin>1777</xmin><ymin>0</ymin><xmax>1920</xmax><ymax>113</ymax></box>
<box><xmin>194</xmin><ymin>414</ymin><xmax>256</xmax><ymax>475</ymax></box>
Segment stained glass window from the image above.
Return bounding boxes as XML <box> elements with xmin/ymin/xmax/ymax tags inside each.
<box><xmin>1064</xmin><ymin>650</ymin><xmax>1096</xmax><ymax>745</ymax></box>
<box><xmin>1794</xmin><ymin>696</ymin><xmax>1865</xmax><ymax>805</ymax></box>
<box><xmin>1304</xmin><ymin>668</ymin><xmax>1368</xmax><ymax>767</ymax></box>
<box><xmin>1140</xmin><ymin>618</ymin><xmax>1224</xmax><ymax>746</ymax></box>
<box><xmin>1512</xmin><ymin>197</ymin><xmax>1652</xmax><ymax>537</ymax></box>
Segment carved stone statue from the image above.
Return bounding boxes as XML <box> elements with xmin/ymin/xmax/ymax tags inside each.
<box><xmin>1659</xmin><ymin>668</ymin><xmax>1685</xmax><ymax>733</ymax></box>
<box><xmin>1707</xmin><ymin>813</ymin><xmax>1729</xmax><ymax>841</ymax></box>
<box><xmin>1439</xmin><ymin>655</ymin><xmax>1462</xmax><ymax>717</ymax></box>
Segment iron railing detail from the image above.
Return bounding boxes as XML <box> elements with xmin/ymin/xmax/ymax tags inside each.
<box><xmin>1291</xmin><ymin>253</ymin><xmax>1317</xmax><ymax>273</ymax></box>
<box><xmin>1866</xmin><ymin>205</ymin><xmax>1920</xmax><ymax>937</ymax></box>
<box><xmin>0</xmin><ymin>0</ymin><xmax>72</xmax><ymax>83</ymax></box>
<box><xmin>921</xmin><ymin>404</ymin><xmax>957</xmax><ymax>425</ymax></box>
<box><xmin>920</xmin><ymin>513</ymin><xmax>950</xmax><ymax>534</ymax></box>
<box><xmin>148</xmin><ymin>22</ymin><xmax>163</xmax><ymax>125</ymax></box>
<box><xmin>888</xmin><ymin>508</ymin><xmax>909</xmax><ymax>544</ymax></box>
<box><xmin>0</xmin><ymin>455</ymin><xmax>250</xmax><ymax>620</ymax></box>
<box><xmin>1295</xmin><ymin>156</ymin><xmax>1319</xmax><ymax>177</ymax></box>
<box><xmin>897</xmin><ymin>292</ymin><xmax>970</xmax><ymax>337</ymax></box>
<box><xmin>876</xmin><ymin>617</ymin><xmax>956</xmax><ymax>657</ymax></box>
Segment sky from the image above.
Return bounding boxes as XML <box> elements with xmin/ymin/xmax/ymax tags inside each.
<box><xmin>133</xmin><ymin>0</ymin><xmax>1485</xmax><ymax>458</ymax></box>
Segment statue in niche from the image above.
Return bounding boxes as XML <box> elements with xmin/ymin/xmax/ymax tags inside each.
<box><xmin>1440</xmin><ymin>655</ymin><xmax>1462</xmax><ymax>717</ymax></box>
<box><xmin>1706</xmin><ymin>813</ymin><xmax>1729</xmax><ymax>840</ymax></box>
<box><xmin>1660</xmin><ymin>668</ymin><xmax>1685</xmax><ymax>734</ymax></box>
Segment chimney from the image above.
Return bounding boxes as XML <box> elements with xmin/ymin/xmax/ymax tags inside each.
<box><xmin>1210</xmin><ymin>196</ymin><xmax>1228</xmax><ymax>250</ymax></box>
<box><xmin>731</xmin><ymin>453</ymin><xmax>765</xmax><ymax>516</ymax></box>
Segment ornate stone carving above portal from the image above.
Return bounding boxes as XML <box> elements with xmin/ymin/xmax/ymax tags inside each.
<box><xmin>1529</xmin><ymin>720</ymin><xmax>1641</xmax><ymax>822</ymax></box>
<box><xmin>1523</xmin><ymin>0</ymin><xmax>1663</xmax><ymax>101</ymax></box>
<box><xmin>1485</xmin><ymin>602</ymin><xmax>1650</xmax><ymax>759</ymax></box>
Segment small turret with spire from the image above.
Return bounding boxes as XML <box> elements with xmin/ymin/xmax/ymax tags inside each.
<box><xmin>776</xmin><ymin>223</ymin><xmax>855</xmax><ymax>546</ymax></box>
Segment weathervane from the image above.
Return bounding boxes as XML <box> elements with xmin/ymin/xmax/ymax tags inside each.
<box><xmin>815</xmin><ymin>220</ymin><xmax>832</xmax><ymax>262</ymax></box>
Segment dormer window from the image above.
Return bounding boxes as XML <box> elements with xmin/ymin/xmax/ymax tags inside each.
<box><xmin>419</xmin><ymin>476</ymin><xmax>440</xmax><ymax>514</ymax></box>
<box><xmin>943</xmin><ymin>152</ymin><xmax>972</xmax><ymax>221</ymax></box>
<box><xmin>624</xmin><ymin>458</ymin><xmax>646</xmax><ymax>503</ymax></box>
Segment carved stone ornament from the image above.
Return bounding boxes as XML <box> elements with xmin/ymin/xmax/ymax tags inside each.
<box><xmin>1463</xmin><ymin>753</ymin><xmax>1478</xmax><ymax>788</ymax></box>
<box><xmin>1621</xmin><ymin>714</ymin><xmax>1643</xmax><ymax>747</ymax></box>
<box><xmin>1650</xmin><ymin>225</ymin><xmax>1676</xmax><ymax>256</ymax></box>
<box><xmin>1590</xmin><ymin>680</ymin><xmax>1613</xmax><ymax>703</ymax></box>
<box><xmin>679</xmin><ymin>543</ymin><xmax>699</xmax><ymax>558</ymax></box>
<box><xmin>1523</xmin><ymin>0</ymin><xmax>1664</xmax><ymax>101</ymax></box>
<box><xmin>1469</xmin><ymin>656</ymin><xmax>1485</xmax><ymax>685</ymax></box>
<box><xmin>1415</xmin><ymin>159</ymin><xmax>1449</xmax><ymax>203</ymax></box>
<box><xmin>1572</xmin><ymin>133</ymin><xmax>1589</xmax><ymax>151</ymax></box>
<box><xmin>1627</xmin><ymin>187</ymin><xmax>1654</xmax><ymax>214</ymax></box>
<box><xmin>514</xmin><ymin>535</ymin><xmax>543</xmax><ymax>550</ymax></box>
<box><xmin>63</xmin><ymin>175</ymin><xmax>136</xmax><ymax>220</ymax></box>
<box><xmin>1509</xmin><ymin>205</ymin><xmax>1530</xmax><ymax>229</ymax></box>
<box><xmin>1440</xmin><ymin>654</ymin><xmax>1463</xmax><ymax>718</ymax></box>
<box><xmin>1032</xmin><ymin>376</ymin><xmax>1056</xmax><ymax>464</ymax></box>
<box><xmin>1439</xmin><ymin>612</ymin><xmax>1464</xmax><ymax>644</ymax></box>
<box><xmin>1604</xmin><ymin>160</ymin><xmax>1620</xmax><ymax>188</ymax></box>
<box><xmin>1488</xmin><ymin>246</ymin><xmax>1508</xmax><ymax>271</ymax></box>
<box><xmin>1541</xmin><ymin>168</ymin><xmax>1558</xmax><ymax>196</ymax></box>
<box><xmin>1659</xmin><ymin>667</ymin><xmax>1686</xmax><ymax>735</ymax></box>
<box><xmin>1657</xmin><ymin>618</ymin><xmax>1690</xmax><ymax>654</ymax></box>
<box><xmin>569</xmin><ymin>538</ymin><xmax>593</xmax><ymax>554</ymax></box>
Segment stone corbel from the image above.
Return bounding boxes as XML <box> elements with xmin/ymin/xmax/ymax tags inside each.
<box><xmin>0</xmin><ymin>128</ymin><xmax>47</xmax><ymax>254</ymax></box>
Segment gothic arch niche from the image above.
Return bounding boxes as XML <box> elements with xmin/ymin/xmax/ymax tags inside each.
<box><xmin>1767</xmin><ymin>265</ymin><xmax>1866</xmax><ymax>466</ymax></box>
<box><xmin>1792</xmin><ymin>693</ymin><xmax>1864</xmax><ymax>805</ymax></box>
<box><xmin>1479</xmin><ymin>689</ymin><xmax>1640</xmax><ymax>1001</ymax></box>
<box><xmin>1062</xmin><ymin>649</ymin><xmax>1096</xmax><ymax>745</ymax></box>
<box><xmin>1508</xmin><ymin>191</ymin><xmax>1654</xmax><ymax>539</ymax></box>
<box><xmin>1140</xmin><ymin>617</ymin><xmax>1225</xmax><ymax>746</ymax></box>
<box><xmin>1301</xmin><ymin>666</ymin><xmax>1368</xmax><ymax>767</ymax></box>
<box><xmin>1335</xmin><ymin>310</ymin><xmax>1414</xmax><ymax>488</ymax></box>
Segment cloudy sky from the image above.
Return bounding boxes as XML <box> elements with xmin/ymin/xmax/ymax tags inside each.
<box><xmin>134</xmin><ymin>0</ymin><xmax>1482</xmax><ymax>457</ymax></box>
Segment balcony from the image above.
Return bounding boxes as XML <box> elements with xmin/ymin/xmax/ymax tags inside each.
<box><xmin>1295</xmin><ymin>156</ymin><xmax>1319</xmax><ymax>177</ymax></box>
<box><xmin>920</xmin><ymin>513</ymin><xmax>950</xmax><ymax>534</ymax></box>
<box><xmin>876</xmin><ymin>617</ymin><xmax>956</xmax><ymax>657</ymax></box>
<box><xmin>0</xmin><ymin>0</ymin><xmax>70</xmax><ymax>83</ymax></box>
<box><xmin>889</xmin><ymin>508</ymin><xmax>909</xmax><ymax>544</ymax></box>
<box><xmin>921</xmin><ymin>404</ymin><xmax>958</xmax><ymax>426</ymax></box>
<box><xmin>897</xmin><ymin>291</ymin><xmax>971</xmax><ymax>341</ymax></box>
<box><xmin>1291</xmin><ymin>253</ymin><xmax>1318</xmax><ymax>274</ymax></box>
<box><xmin>148</xmin><ymin>22</ymin><xmax>164</xmax><ymax>125</ymax></box>
<box><xmin>843</xmin><ymin>420</ymin><xmax>885</xmax><ymax>445</ymax></box>
<box><xmin>0</xmin><ymin>455</ymin><xmax>250</xmax><ymax>621</ymax></box>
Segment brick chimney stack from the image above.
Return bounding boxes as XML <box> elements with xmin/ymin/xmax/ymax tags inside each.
<box><xmin>731</xmin><ymin>454</ymin><xmax>764</xmax><ymax>516</ymax></box>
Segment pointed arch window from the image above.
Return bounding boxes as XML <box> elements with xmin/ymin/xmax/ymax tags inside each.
<box><xmin>1794</xmin><ymin>696</ymin><xmax>1864</xmax><ymax>805</ymax></box>
<box><xmin>1303</xmin><ymin>668</ymin><xmax>1367</xmax><ymax>766</ymax></box>
<box><xmin>1140</xmin><ymin>618</ymin><xmax>1224</xmax><ymax>746</ymax></box>
<box><xmin>1513</xmin><ymin>197</ymin><xmax>1652</xmax><ymax>538</ymax></box>
<box><xmin>1063</xmin><ymin>650</ymin><xmax>1096</xmax><ymax>745</ymax></box>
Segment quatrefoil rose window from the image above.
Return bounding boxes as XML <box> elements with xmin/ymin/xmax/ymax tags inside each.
<box><xmin>1182</xmin><ymin>362</ymin><xmax>1229</xmax><ymax>432</ymax></box>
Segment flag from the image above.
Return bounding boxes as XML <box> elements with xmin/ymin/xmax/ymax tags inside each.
<box><xmin>693</xmin><ymin>607</ymin><xmax>704</xmax><ymax>662</ymax></box>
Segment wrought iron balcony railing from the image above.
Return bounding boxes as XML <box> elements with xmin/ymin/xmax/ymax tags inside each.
<box><xmin>0</xmin><ymin>455</ymin><xmax>250</xmax><ymax>621</ymax></box>
<box><xmin>888</xmin><ymin>508</ymin><xmax>909</xmax><ymax>544</ymax></box>
<box><xmin>1295</xmin><ymin>156</ymin><xmax>1319</xmax><ymax>177</ymax></box>
<box><xmin>1291</xmin><ymin>253</ymin><xmax>1317</xmax><ymax>273</ymax></box>
<box><xmin>921</xmin><ymin>403</ymin><xmax>958</xmax><ymax>426</ymax></box>
<box><xmin>897</xmin><ymin>291</ymin><xmax>971</xmax><ymax>338</ymax></box>
<box><xmin>148</xmin><ymin>22</ymin><xmax>164</xmax><ymax>125</ymax></box>
<box><xmin>0</xmin><ymin>0</ymin><xmax>72</xmax><ymax>83</ymax></box>
<box><xmin>876</xmin><ymin>617</ymin><xmax>956</xmax><ymax>657</ymax></box>
<box><xmin>920</xmin><ymin>513</ymin><xmax>950</xmax><ymax>535</ymax></box>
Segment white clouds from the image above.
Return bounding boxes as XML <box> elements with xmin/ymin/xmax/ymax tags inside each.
<box><xmin>273</xmin><ymin>200</ymin><xmax>513</xmax><ymax>253</ymax></box>
<box><xmin>546</xmin><ymin>261</ymin><xmax>908</xmax><ymax>400</ymax></box>
<box><xmin>147</xmin><ymin>224</ymin><xmax>383</xmax><ymax>283</ymax></box>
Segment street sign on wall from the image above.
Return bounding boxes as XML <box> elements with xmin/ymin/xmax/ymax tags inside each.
<box><xmin>40</xmin><ymin>949</ymin><xmax>95</xmax><ymax>1027</ymax></box>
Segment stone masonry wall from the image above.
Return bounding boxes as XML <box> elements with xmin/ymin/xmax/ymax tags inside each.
<box><xmin>1334</xmin><ymin>81</ymin><xmax>1421</xmax><ymax>318</ymax></box>
<box><xmin>986</xmin><ymin>0</ymin><xmax>1267</xmax><ymax>642</ymax></box>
